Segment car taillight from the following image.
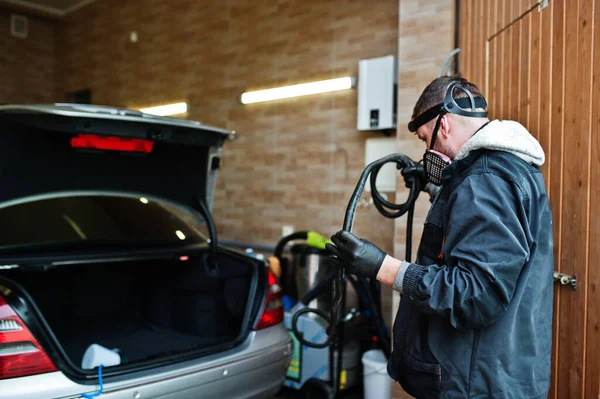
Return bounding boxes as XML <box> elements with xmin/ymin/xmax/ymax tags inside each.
<box><xmin>255</xmin><ymin>269</ymin><xmax>284</xmax><ymax>330</ymax></box>
<box><xmin>0</xmin><ymin>296</ymin><xmax>56</xmax><ymax>379</ymax></box>
<box><xmin>70</xmin><ymin>134</ymin><xmax>154</xmax><ymax>154</ymax></box>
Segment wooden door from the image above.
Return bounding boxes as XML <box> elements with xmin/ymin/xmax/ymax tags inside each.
<box><xmin>459</xmin><ymin>0</ymin><xmax>599</xmax><ymax>398</ymax></box>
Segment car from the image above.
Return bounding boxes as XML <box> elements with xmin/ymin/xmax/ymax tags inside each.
<box><xmin>0</xmin><ymin>104</ymin><xmax>292</xmax><ymax>399</ymax></box>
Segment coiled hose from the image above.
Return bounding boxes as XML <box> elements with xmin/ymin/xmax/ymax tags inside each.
<box><xmin>330</xmin><ymin>153</ymin><xmax>423</xmax><ymax>341</ymax></box>
<box><xmin>331</xmin><ymin>153</ymin><xmax>422</xmax><ymax>328</ymax></box>
<box><xmin>291</xmin><ymin>153</ymin><xmax>425</xmax><ymax>397</ymax></box>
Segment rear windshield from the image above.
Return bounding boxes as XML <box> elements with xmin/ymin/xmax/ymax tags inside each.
<box><xmin>0</xmin><ymin>195</ymin><xmax>208</xmax><ymax>252</ymax></box>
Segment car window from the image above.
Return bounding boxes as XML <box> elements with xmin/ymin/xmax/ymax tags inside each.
<box><xmin>0</xmin><ymin>195</ymin><xmax>208</xmax><ymax>250</ymax></box>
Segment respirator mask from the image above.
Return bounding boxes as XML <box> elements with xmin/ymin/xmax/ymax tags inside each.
<box><xmin>408</xmin><ymin>82</ymin><xmax>488</xmax><ymax>185</ymax></box>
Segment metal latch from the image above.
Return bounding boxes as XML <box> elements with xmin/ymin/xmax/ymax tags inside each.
<box><xmin>554</xmin><ymin>271</ymin><xmax>576</xmax><ymax>290</ymax></box>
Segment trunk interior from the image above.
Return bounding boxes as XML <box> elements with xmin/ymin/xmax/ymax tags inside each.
<box><xmin>1</xmin><ymin>250</ymin><xmax>257</xmax><ymax>371</ymax></box>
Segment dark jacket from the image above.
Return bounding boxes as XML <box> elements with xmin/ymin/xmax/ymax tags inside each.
<box><xmin>388</xmin><ymin>121</ymin><xmax>554</xmax><ymax>399</ymax></box>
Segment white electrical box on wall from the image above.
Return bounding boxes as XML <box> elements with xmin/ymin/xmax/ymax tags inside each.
<box><xmin>365</xmin><ymin>137</ymin><xmax>397</xmax><ymax>192</ymax></box>
<box><xmin>357</xmin><ymin>55</ymin><xmax>397</xmax><ymax>131</ymax></box>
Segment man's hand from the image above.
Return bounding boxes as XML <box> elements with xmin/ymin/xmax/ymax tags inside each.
<box><xmin>325</xmin><ymin>231</ymin><xmax>386</xmax><ymax>279</ymax></box>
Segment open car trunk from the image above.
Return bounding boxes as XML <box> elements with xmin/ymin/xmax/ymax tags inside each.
<box><xmin>1</xmin><ymin>250</ymin><xmax>260</xmax><ymax>374</ymax></box>
<box><xmin>0</xmin><ymin>104</ymin><xmax>274</xmax><ymax>380</ymax></box>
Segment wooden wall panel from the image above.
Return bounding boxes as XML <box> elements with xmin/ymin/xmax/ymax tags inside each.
<box><xmin>519</xmin><ymin>12</ymin><xmax>530</xmax><ymax>131</ymax></box>
<box><xmin>513</xmin><ymin>0</ymin><xmax>521</xmax><ymax>21</ymax></box>
<box><xmin>536</xmin><ymin>5</ymin><xmax>552</xmax><ymax>187</ymax></box>
<box><xmin>529</xmin><ymin>9</ymin><xmax>540</xmax><ymax>142</ymax></box>
<box><xmin>509</xmin><ymin>21</ymin><xmax>520</xmax><ymax>120</ymax></box>
<box><xmin>558</xmin><ymin>0</ymin><xmax>591</xmax><ymax>396</ymax></box>
<box><xmin>479</xmin><ymin>0</ymin><xmax>487</xmax><ymax>92</ymax></box>
<box><xmin>479</xmin><ymin>0</ymin><xmax>486</xmax><ymax>91</ymax></box>
<box><xmin>460</xmin><ymin>0</ymin><xmax>471</xmax><ymax>79</ymax></box>
<box><xmin>548</xmin><ymin>0</ymin><xmax>565</xmax><ymax>395</ymax></box>
<box><xmin>472</xmin><ymin>0</ymin><xmax>480</xmax><ymax>86</ymax></box>
<box><xmin>496</xmin><ymin>0</ymin><xmax>505</xmax><ymax>33</ymax></box>
<box><xmin>504</xmin><ymin>0</ymin><xmax>512</xmax><ymax>36</ymax></box>
<box><xmin>489</xmin><ymin>37</ymin><xmax>498</xmax><ymax>116</ymax></box>
<box><xmin>459</xmin><ymin>0</ymin><xmax>600</xmax><ymax>397</ymax></box>
<box><xmin>470</xmin><ymin>0</ymin><xmax>477</xmax><ymax>81</ymax></box>
<box><xmin>500</xmin><ymin>0</ymin><xmax>512</xmax><ymax>29</ymax></box>
<box><xmin>586</xmin><ymin>1</ymin><xmax>600</xmax><ymax>396</ymax></box>
<box><xmin>503</xmin><ymin>30</ymin><xmax>510</xmax><ymax>119</ymax></box>
<box><xmin>487</xmin><ymin>0</ymin><xmax>496</xmax><ymax>40</ymax></box>
<box><xmin>516</xmin><ymin>0</ymin><xmax>539</xmax><ymax>20</ymax></box>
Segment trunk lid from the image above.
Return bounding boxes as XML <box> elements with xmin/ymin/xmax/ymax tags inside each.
<box><xmin>0</xmin><ymin>104</ymin><xmax>234</xmax><ymax>211</ymax></box>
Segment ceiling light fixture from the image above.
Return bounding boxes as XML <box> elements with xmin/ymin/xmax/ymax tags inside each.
<box><xmin>241</xmin><ymin>77</ymin><xmax>356</xmax><ymax>104</ymax></box>
<box><xmin>140</xmin><ymin>102</ymin><xmax>187</xmax><ymax>116</ymax></box>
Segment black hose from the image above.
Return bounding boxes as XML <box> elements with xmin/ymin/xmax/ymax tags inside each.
<box><xmin>291</xmin><ymin>308</ymin><xmax>331</xmax><ymax>349</ymax></box>
<box><xmin>287</xmin><ymin>154</ymin><xmax>426</xmax><ymax>397</ymax></box>
<box><xmin>274</xmin><ymin>231</ymin><xmax>309</xmax><ymax>260</ymax></box>
<box><xmin>329</xmin><ymin>154</ymin><xmax>423</xmax><ymax>339</ymax></box>
<box><xmin>290</xmin><ymin>265</ymin><xmax>338</xmax><ymax>349</ymax></box>
<box><xmin>343</xmin><ymin>154</ymin><xmax>419</xmax><ymax>230</ymax></box>
<box><xmin>332</xmin><ymin>279</ymin><xmax>345</xmax><ymax>397</ymax></box>
<box><xmin>370</xmin><ymin>165</ymin><xmax>420</xmax><ymax>218</ymax></box>
<box><xmin>327</xmin><ymin>153</ymin><xmax>425</xmax><ymax>398</ymax></box>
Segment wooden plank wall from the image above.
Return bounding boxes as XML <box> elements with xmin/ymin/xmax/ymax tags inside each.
<box><xmin>458</xmin><ymin>0</ymin><xmax>599</xmax><ymax>398</ymax></box>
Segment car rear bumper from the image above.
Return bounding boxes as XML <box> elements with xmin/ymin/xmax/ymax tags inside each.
<box><xmin>1</xmin><ymin>325</ymin><xmax>292</xmax><ymax>399</ymax></box>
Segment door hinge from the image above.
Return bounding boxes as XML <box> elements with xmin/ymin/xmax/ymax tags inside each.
<box><xmin>554</xmin><ymin>271</ymin><xmax>576</xmax><ymax>290</ymax></box>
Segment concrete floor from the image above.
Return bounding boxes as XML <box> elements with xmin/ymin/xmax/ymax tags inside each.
<box><xmin>274</xmin><ymin>386</ymin><xmax>363</xmax><ymax>398</ymax></box>
<box><xmin>274</xmin><ymin>384</ymin><xmax>414</xmax><ymax>398</ymax></box>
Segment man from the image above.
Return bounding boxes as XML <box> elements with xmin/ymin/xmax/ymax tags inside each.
<box><xmin>327</xmin><ymin>76</ymin><xmax>553</xmax><ymax>398</ymax></box>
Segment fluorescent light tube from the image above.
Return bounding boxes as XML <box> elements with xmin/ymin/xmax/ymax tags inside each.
<box><xmin>241</xmin><ymin>77</ymin><xmax>355</xmax><ymax>104</ymax></box>
<box><xmin>140</xmin><ymin>102</ymin><xmax>187</xmax><ymax>116</ymax></box>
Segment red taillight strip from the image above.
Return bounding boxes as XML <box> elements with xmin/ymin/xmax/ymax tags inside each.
<box><xmin>71</xmin><ymin>134</ymin><xmax>154</xmax><ymax>154</ymax></box>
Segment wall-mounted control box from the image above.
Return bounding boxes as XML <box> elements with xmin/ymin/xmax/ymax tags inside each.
<box><xmin>357</xmin><ymin>55</ymin><xmax>397</xmax><ymax>131</ymax></box>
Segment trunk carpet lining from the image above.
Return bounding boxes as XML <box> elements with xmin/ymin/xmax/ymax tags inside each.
<box><xmin>58</xmin><ymin>319</ymin><xmax>233</xmax><ymax>366</ymax></box>
<box><xmin>1</xmin><ymin>254</ymin><xmax>254</xmax><ymax>369</ymax></box>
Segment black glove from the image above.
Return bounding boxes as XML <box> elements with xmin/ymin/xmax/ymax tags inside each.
<box><xmin>325</xmin><ymin>231</ymin><xmax>386</xmax><ymax>279</ymax></box>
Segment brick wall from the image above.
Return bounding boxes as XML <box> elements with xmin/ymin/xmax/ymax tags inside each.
<box><xmin>0</xmin><ymin>8</ymin><xmax>57</xmax><ymax>104</ymax></box>
<box><xmin>57</xmin><ymin>0</ymin><xmax>399</xmax><ymax>256</ymax></box>
<box><xmin>394</xmin><ymin>2</ymin><xmax>455</xmax><ymax>259</ymax></box>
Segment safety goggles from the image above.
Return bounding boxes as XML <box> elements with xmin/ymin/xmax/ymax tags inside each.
<box><xmin>408</xmin><ymin>95</ymin><xmax>488</xmax><ymax>133</ymax></box>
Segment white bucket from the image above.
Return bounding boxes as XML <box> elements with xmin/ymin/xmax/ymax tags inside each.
<box><xmin>361</xmin><ymin>349</ymin><xmax>391</xmax><ymax>399</ymax></box>
<box><xmin>81</xmin><ymin>344</ymin><xmax>121</xmax><ymax>369</ymax></box>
